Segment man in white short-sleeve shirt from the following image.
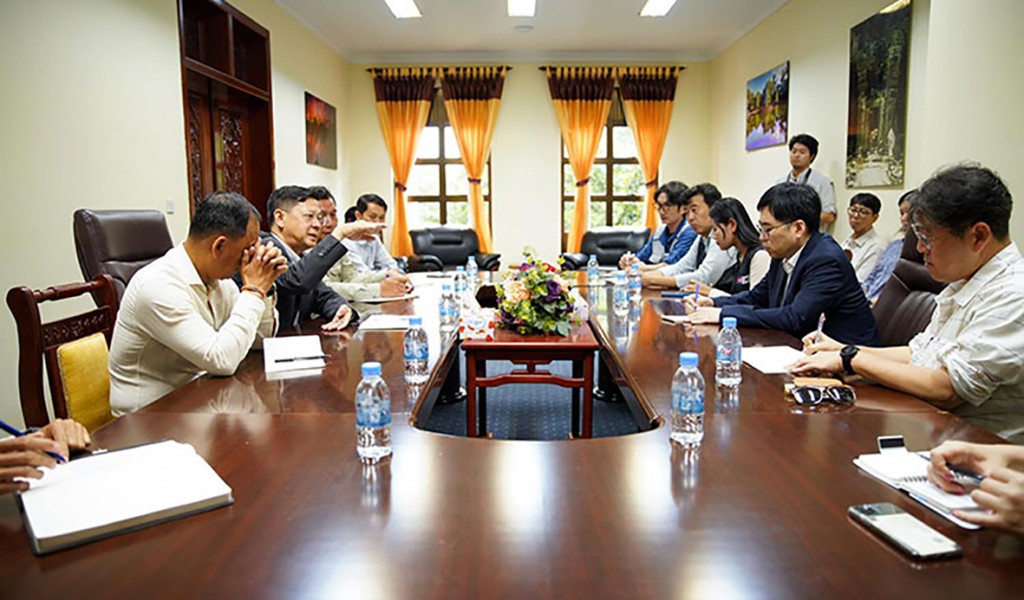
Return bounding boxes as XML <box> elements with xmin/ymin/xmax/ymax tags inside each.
<box><xmin>109</xmin><ymin>192</ymin><xmax>286</xmax><ymax>415</ymax></box>
<box><xmin>776</xmin><ymin>133</ymin><xmax>836</xmax><ymax>232</ymax></box>
<box><xmin>793</xmin><ymin>165</ymin><xmax>1024</xmax><ymax>442</ymax></box>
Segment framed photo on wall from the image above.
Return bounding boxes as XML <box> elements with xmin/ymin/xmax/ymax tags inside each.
<box><xmin>745</xmin><ymin>61</ymin><xmax>789</xmax><ymax>151</ymax></box>
<box><xmin>846</xmin><ymin>0</ymin><xmax>911</xmax><ymax>188</ymax></box>
<box><xmin>305</xmin><ymin>92</ymin><xmax>337</xmax><ymax>169</ymax></box>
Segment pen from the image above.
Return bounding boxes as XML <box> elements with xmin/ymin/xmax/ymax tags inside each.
<box><xmin>814</xmin><ymin>313</ymin><xmax>825</xmax><ymax>344</ymax></box>
<box><xmin>918</xmin><ymin>453</ymin><xmax>985</xmax><ymax>484</ymax></box>
<box><xmin>693</xmin><ymin>283</ymin><xmax>700</xmax><ymax>305</ymax></box>
<box><xmin>274</xmin><ymin>354</ymin><xmax>331</xmax><ymax>363</ymax></box>
<box><xmin>0</xmin><ymin>419</ymin><xmax>67</xmax><ymax>463</ymax></box>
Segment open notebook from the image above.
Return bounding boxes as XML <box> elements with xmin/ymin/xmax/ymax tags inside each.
<box><xmin>854</xmin><ymin>438</ymin><xmax>983</xmax><ymax>530</ymax></box>
<box><xmin>17</xmin><ymin>440</ymin><xmax>233</xmax><ymax>554</ymax></box>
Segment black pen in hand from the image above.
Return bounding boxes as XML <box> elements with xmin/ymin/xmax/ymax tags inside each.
<box><xmin>274</xmin><ymin>354</ymin><xmax>331</xmax><ymax>363</ymax></box>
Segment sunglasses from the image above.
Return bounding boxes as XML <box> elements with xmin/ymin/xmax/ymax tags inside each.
<box><xmin>791</xmin><ymin>385</ymin><xmax>856</xmax><ymax>406</ymax></box>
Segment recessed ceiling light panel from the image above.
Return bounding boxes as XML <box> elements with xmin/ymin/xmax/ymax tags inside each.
<box><xmin>640</xmin><ymin>0</ymin><xmax>677</xmax><ymax>18</ymax></box>
<box><xmin>508</xmin><ymin>0</ymin><xmax>536</xmax><ymax>18</ymax></box>
<box><xmin>384</xmin><ymin>0</ymin><xmax>422</xmax><ymax>19</ymax></box>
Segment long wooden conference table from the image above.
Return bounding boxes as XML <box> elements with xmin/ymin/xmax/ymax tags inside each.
<box><xmin>1</xmin><ymin>275</ymin><xmax>1022</xmax><ymax>598</ymax></box>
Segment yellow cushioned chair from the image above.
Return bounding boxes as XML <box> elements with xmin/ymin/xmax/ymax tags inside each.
<box><xmin>6</xmin><ymin>275</ymin><xmax>119</xmax><ymax>429</ymax></box>
<box><xmin>56</xmin><ymin>332</ymin><xmax>113</xmax><ymax>432</ymax></box>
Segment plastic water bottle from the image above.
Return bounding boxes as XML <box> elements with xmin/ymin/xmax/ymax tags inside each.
<box><xmin>671</xmin><ymin>352</ymin><xmax>705</xmax><ymax>447</ymax></box>
<box><xmin>586</xmin><ymin>255</ymin><xmax>599</xmax><ymax>285</ymax></box>
<box><xmin>628</xmin><ymin>263</ymin><xmax>642</xmax><ymax>302</ymax></box>
<box><xmin>454</xmin><ymin>266</ymin><xmax>467</xmax><ymax>298</ymax></box>
<box><xmin>403</xmin><ymin>316</ymin><xmax>429</xmax><ymax>384</ymax></box>
<box><xmin>439</xmin><ymin>283</ymin><xmax>458</xmax><ymax>331</ymax></box>
<box><xmin>466</xmin><ymin>255</ymin><xmax>479</xmax><ymax>284</ymax></box>
<box><xmin>613</xmin><ymin>271</ymin><xmax>628</xmax><ymax>317</ymax></box>
<box><xmin>356</xmin><ymin>362</ymin><xmax>392</xmax><ymax>464</ymax></box>
<box><xmin>716</xmin><ymin>316</ymin><xmax>743</xmax><ymax>388</ymax></box>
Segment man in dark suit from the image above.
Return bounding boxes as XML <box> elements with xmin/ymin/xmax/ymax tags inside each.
<box><xmin>263</xmin><ymin>185</ymin><xmax>383</xmax><ymax>331</ymax></box>
<box><xmin>685</xmin><ymin>182</ymin><xmax>881</xmax><ymax>345</ymax></box>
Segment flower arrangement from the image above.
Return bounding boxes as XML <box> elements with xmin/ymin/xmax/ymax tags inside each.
<box><xmin>495</xmin><ymin>250</ymin><xmax>582</xmax><ymax>336</ymax></box>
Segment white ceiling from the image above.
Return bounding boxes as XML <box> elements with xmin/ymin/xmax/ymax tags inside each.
<box><xmin>274</xmin><ymin>0</ymin><xmax>790</xmax><ymax>64</ymax></box>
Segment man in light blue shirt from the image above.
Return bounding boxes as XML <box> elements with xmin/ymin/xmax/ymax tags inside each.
<box><xmin>343</xmin><ymin>193</ymin><xmax>399</xmax><ymax>273</ymax></box>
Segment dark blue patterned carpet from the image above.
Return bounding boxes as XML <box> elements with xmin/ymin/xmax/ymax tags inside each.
<box><xmin>421</xmin><ymin>357</ymin><xmax>641</xmax><ymax>440</ymax></box>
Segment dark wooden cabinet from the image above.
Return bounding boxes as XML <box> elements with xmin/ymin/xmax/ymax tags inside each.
<box><xmin>178</xmin><ymin>0</ymin><xmax>274</xmax><ymax>220</ymax></box>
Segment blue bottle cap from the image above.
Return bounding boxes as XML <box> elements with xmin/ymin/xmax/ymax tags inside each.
<box><xmin>616</xmin><ymin>271</ymin><xmax>626</xmax><ymax>281</ymax></box>
<box><xmin>722</xmin><ymin>317</ymin><xmax>737</xmax><ymax>328</ymax></box>
<box><xmin>630</xmin><ymin>263</ymin><xmax>639</xmax><ymax>273</ymax></box>
<box><xmin>361</xmin><ymin>361</ymin><xmax>382</xmax><ymax>377</ymax></box>
<box><xmin>456</xmin><ymin>266</ymin><xmax>465</xmax><ymax>272</ymax></box>
<box><xmin>409</xmin><ymin>316</ymin><xmax>423</xmax><ymax>327</ymax></box>
<box><xmin>589</xmin><ymin>254</ymin><xmax>597</xmax><ymax>260</ymax></box>
<box><xmin>678</xmin><ymin>352</ymin><xmax>698</xmax><ymax>368</ymax></box>
<box><xmin>468</xmin><ymin>256</ymin><xmax>476</xmax><ymax>262</ymax></box>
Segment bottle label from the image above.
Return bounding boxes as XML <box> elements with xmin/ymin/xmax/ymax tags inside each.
<box><xmin>356</xmin><ymin>394</ymin><xmax>391</xmax><ymax>428</ymax></box>
<box><xmin>405</xmin><ymin>344</ymin><xmax>428</xmax><ymax>361</ymax></box>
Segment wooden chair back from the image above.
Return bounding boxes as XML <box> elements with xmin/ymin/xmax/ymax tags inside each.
<box><xmin>6</xmin><ymin>275</ymin><xmax>119</xmax><ymax>428</ymax></box>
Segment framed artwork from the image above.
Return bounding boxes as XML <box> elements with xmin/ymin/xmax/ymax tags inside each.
<box><xmin>745</xmin><ymin>61</ymin><xmax>789</xmax><ymax>151</ymax></box>
<box><xmin>305</xmin><ymin>92</ymin><xmax>337</xmax><ymax>169</ymax></box>
<box><xmin>846</xmin><ymin>0</ymin><xmax>911</xmax><ymax>188</ymax></box>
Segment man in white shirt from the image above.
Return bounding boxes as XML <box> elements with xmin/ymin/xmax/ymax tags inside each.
<box><xmin>794</xmin><ymin>165</ymin><xmax>1024</xmax><ymax>442</ymax></box>
<box><xmin>776</xmin><ymin>133</ymin><xmax>836</xmax><ymax>232</ymax></box>
<box><xmin>642</xmin><ymin>183</ymin><xmax>737</xmax><ymax>289</ymax></box>
<box><xmin>109</xmin><ymin>191</ymin><xmax>286</xmax><ymax>415</ymax></box>
<box><xmin>842</xmin><ymin>192</ymin><xmax>887</xmax><ymax>282</ymax></box>
<box><xmin>343</xmin><ymin>193</ymin><xmax>399</xmax><ymax>273</ymax></box>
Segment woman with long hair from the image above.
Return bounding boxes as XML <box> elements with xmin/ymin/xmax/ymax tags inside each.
<box><xmin>685</xmin><ymin>197</ymin><xmax>769</xmax><ymax>296</ymax></box>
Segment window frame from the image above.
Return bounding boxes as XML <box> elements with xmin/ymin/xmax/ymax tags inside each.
<box><xmin>560</xmin><ymin>89</ymin><xmax>650</xmax><ymax>251</ymax></box>
<box><xmin>407</xmin><ymin>89</ymin><xmax>492</xmax><ymax>230</ymax></box>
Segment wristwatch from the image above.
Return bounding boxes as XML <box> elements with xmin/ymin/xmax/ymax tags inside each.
<box><xmin>840</xmin><ymin>345</ymin><xmax>860</xmax><ymax>375</ymax></box>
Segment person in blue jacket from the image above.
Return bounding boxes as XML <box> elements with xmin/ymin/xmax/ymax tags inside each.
<box><xmin>685</xmin><ymin>182</ymin><xmax>881</xmax><ymax>346</ymax></box>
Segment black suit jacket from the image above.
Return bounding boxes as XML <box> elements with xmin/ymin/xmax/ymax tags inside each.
<box><xmin>260</xmin><ymin>232</ymin><xmax>354</xmax><ymax>331</ymax></box>
<box><xmin>714</xmin><ymin>233</ymin><xmax>881</xmax><ymax>345</ymax></box>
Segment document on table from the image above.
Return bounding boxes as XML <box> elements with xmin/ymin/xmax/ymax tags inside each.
<box><xmin>358</xmin><ymin>314</ymin><xmax>411</xmax><ymax>330</ymax></box>
<box><xmin>18</xmin><ymin>440</ymin><xmax>233</xmax><ymax>554</ymax></box>
<box><xmin>355</xmin><ymin>293</ymin><xmax>417</xmax><ymax>304</ymax></box>
<box><xmin>263</xmin><ymin>335</ymin><xmax>326</xmax><ymax>374</ymax></box>
<box><xmin>854</xmin><ymin>449</ymin><xmax>983</xmax><ymax>529</ymax></box>
<box><xmin>741</xmin><ymin>345</ymin><xmax>806</xmax><ymax>374</ymax></box>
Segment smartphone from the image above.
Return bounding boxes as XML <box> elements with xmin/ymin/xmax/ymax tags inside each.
<box><xmin>848</xmin><ymin>503</ymin><xmax>962</xmax><ymax>560</ymax></box>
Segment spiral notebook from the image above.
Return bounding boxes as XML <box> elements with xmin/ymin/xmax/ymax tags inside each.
<box><xmin>17</xmin><ymin>440</ymin><xmax>233</xmax><ymax>554</ymax></box>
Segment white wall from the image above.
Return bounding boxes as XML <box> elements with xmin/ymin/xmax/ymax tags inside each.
<box><xmin>343</xmin><ymin>62</ymin><xmax>712</xmax><ymax>262</ymax></box>
<box><xmin>708</xmin><ymin>0</ymin><xmax>1024</xmax><ymax>243</ymax></box>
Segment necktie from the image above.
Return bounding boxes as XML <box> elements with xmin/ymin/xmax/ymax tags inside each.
<box><xmin>695</xmin><ymin>238</ymin><xmax>707</xmax><ymax>266</ymax></box>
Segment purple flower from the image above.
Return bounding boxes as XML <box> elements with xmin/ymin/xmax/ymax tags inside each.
<box><xmin>544</xmin><ymin>279</ymin><xmax>562</xmax><ymax>302</ymax></box>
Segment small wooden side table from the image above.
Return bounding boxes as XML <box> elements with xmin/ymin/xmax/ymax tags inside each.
<box><xmin>461</xmin><ymin>323</ymin><xmax>600</xmax><ymax>438</ymax></box>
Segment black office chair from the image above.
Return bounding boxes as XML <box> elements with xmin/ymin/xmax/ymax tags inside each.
<box><xmin>73</xmin><ymin>209</ymin><xmax>174</xmax><ymax>303</ymax></box>
<box><xmin>561</xmin><ymin>226</ymin><xmax>650</xmax><ymax>270</ymax></box>
<box><xmin>406</xmin><ymin>226</ymin><xmax>500</xmax><ymax>272</ymax></box>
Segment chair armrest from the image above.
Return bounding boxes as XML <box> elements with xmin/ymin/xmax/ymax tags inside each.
<box><xmin>406</xmin><ymin>254</ymin><xmax>444</xmax><ymax>272</ymax></box>
<box><xmin>560</xmin><ymin>252</ymin><xmax>588</xmax><ymax>271</ymax></box>
<box><xmin>475</xmin><ymin>253</ymin><xmax>501</xmax><ymax>271</ymax></box>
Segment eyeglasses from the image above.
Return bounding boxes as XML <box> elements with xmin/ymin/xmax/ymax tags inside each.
<box><xmin>655</xmin><ymin>202</ymin><xmax>675</xmax><ymax>212</ymax></box>
<box><xmin>295</xmin><ymin>212</ymin><xmax>326</xmax><ymax>226</ymax></box>
<box><xmin>911</xmin><ymin>222</ymin><xmax>932</xmax><ymax>250</ymax></box>
<box><xmin>847</xmin><ymin>207</ymin><xmax>875</xmax><ymax>217</ymax></box>
<box><xmin>792</xmin><ymin>385</ymin><xmax>856</xmax><ymax>406</ymax></box>
<box><xmin>757</xmin><ymin>221</ymin><xmax>792</xmax><ymax>238</ymax></box>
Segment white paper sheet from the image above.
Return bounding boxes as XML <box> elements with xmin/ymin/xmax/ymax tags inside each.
<box><xmin>262</xmin><ymin>335</ymin><xmax>326</xmax><ymax>373</ymax></box>
<box><xmin>741</xmin><ymin>345</ymin><xmax>806</xmax><ymax>374</ymax></box>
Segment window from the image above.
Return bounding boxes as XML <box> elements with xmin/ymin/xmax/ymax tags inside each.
<box><xmin>405</xmin><ymin>89</ymin><xmax>492</xmax><ymax>228</ymax></box>
<box><xmin>561</xmin><ymin>90</ymin><xmax>647</xmax><ymax>250</ymax></box>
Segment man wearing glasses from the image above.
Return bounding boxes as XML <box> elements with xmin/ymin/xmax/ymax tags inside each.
<box><xmin>794</xmin><ymin>165</ymin><xmax>1024</xmax><ymax>443</ymax></box>
<box><xmin>263</xmin><ymin>185</ymin><xmax>383</xmax><ymax>331</ymax></box>
<box><xmin>685</xmin><ymin>182</ymin><xmax>879</xmax><ymax>345</ymax></box>
<box><xmin>620</xmin><ymin>180</ymin><xmax>697</xmax><ymax>272</ymax></box>
<box><xmin>841</xmin><ymin>192</ymin><xmax>887</xmax><ymax>282</ymax></box>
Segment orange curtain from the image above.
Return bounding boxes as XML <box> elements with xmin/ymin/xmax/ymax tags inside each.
<box><xmin>369</xmin><ymin>67</ymin><xmax>438</xmax><ymax>257</ymax></box>
<box><xmin>544</xmin><ymin>66</ymin><xmax>615</xmax><ymax>253</ymax></box>
<box><xmin>440</xmin><ymin>66</ymin><xmax>509</xmax><ymax>254</ymax></box>
<box><xmin>617</xmin><ymin>66</ymin><xmax>684</xmax><ymax>232</ymax></box>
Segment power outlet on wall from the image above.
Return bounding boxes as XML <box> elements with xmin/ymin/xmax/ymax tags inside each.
<box><xmin>165</xmin><ymin>196</ymin><xmax>174</xmax><ymax>214</ymax></box>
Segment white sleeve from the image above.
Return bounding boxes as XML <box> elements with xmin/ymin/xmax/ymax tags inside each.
<box><xmin>748</xmin><ymin>250</ymin><xmax>771</xmax><ymax>289</ymax></box>
<box><xmin>136</xmin><ymin>281</ymin><xmax>265</xmax><ymax>376</ymax></box>
<box><xmin>659</xmin><ymin>239</ymin><xmax>699</xmax><ymax>277</ymax></box>
<box><xmin>673</xmin><ymin>244</ymin><xmax>737</xmax><ymax>289</ymax></box>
